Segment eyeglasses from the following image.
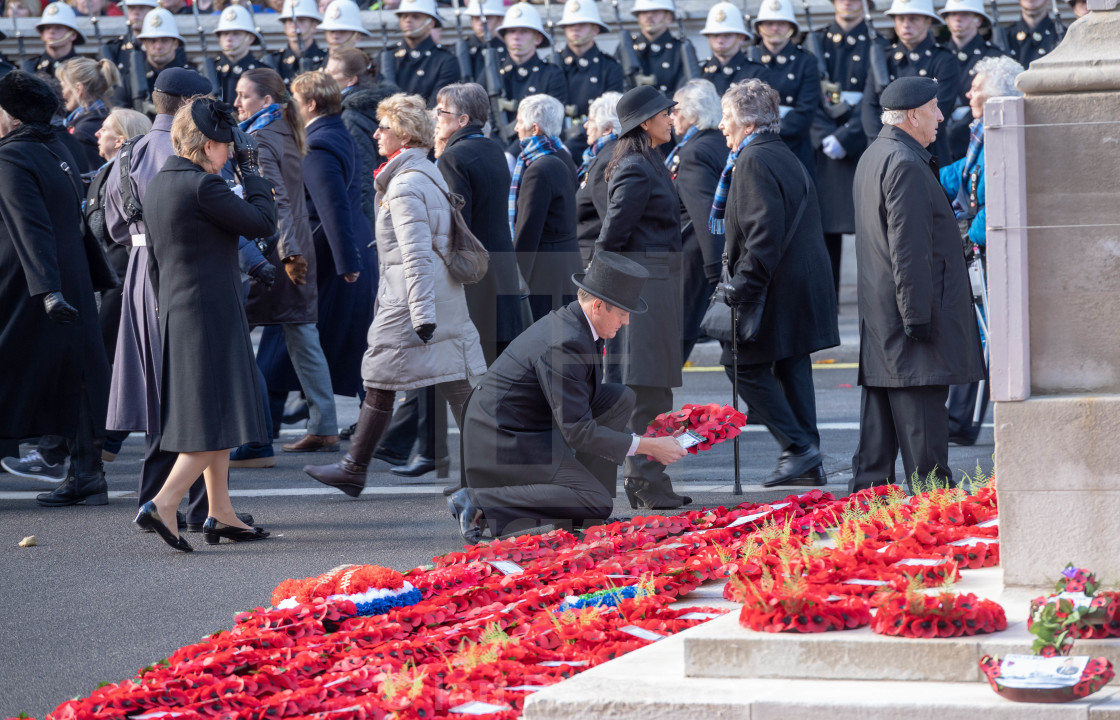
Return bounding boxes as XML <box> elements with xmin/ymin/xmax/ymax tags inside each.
<box><xmin>376</xmin><ymin>124</ymin><xmax>393</xmax><ymax>132</ymax></box>
<box><xmin>435</xmin><ymin>108</ymin><xmax>460</xmax><ymax>118</ymax></box>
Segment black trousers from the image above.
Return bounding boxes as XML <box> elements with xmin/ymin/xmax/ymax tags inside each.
<box><xmin>467</xmin><ymin>382</ymin><xmax>633</xmax><ymax>536</ymax></box>
<box><xmin>724</xmin><ymin>353</ymin><xmax>819</xmax><ymax>454</ymax></box>
<box><xmin>850</xmin><ymin>384</ymin><xmax>952</xmax><ymax>493</ymax></box>
<box><xmin>824</xmin><ymin>232</ymin><xmax>843</xmax><ymax>296</ymax></box>
<box><xmin>377</xmin><ymin>386</ymin><xmax>448</xmax><ymax>460</ymax></box>
<box><xmin>139</xmin><ymin>432</ymin><xmax>207</xmax><ymax>525</ymax></box>
<box><xmin>947</xmin><ymin>380</ymin><xmax>989</xmax><ymax>444</ymax></box>
<box><xmin>622</xmin><ymin>384</ymin><xmax>674</xmax><ymax>485</ymax></box>
<box><xmin>681</xmin><ymin>230</ymin><xmax>715</xmax><ymax>363</ymax></box>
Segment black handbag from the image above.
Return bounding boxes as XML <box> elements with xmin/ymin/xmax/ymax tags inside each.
<box><xmin>700</xmin><ymin>162</ymin><xmax>811</xmax><ymax>344</ymax></box>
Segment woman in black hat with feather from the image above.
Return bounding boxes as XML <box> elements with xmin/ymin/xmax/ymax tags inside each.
<box><xmin>590</xmin><ymin>85</ymin><xmax>689</xmax><ymax>511</ymax></box>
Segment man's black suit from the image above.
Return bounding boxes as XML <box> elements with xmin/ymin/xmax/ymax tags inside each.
<box><xmin>461</xmin><ymin>301</ymin><xmax>635</xmax><ymax>535</ymax></box>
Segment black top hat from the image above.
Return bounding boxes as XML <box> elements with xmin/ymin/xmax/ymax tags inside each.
<box><xmin>616</xmin><ymin>85</ymin><xmax>677</xmax><ymax>137</ymax></box>
<box><xmin>0</xmin><ymin>71</ymin><xmax>60</xmax><ymax>126</ymax></box>
<box><xmin>189</xmin><ymin>97</ymin><xmax>237</xmax><ymax>143</ymax></box>
<box><xmin>571</xmin><ymin>251</ymin><xmax>649</xmax><ymax>314</ymax></box>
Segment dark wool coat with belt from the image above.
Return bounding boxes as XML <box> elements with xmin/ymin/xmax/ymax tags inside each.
<box><xmin>438</xmin><ymin>125</ymin><xmax>526</xmax><ymax>363</ymax></box>
<box><xmin>721</xmin><ymin>133</ymin><xmax>839</xmax><ymax>367</ymax></box>
<box><xmin>513</xmin><ymin>151</ymin><xmax>582</xmax><ymax>322</ymax></box>
<box><xmin>593</xmin><ymin>148</ymin><xmax>684</xmax><ymax>390</ymax></box>
<box><xmin>854</xmin><ymin>125</ymin><xmax>985</xmax><ymax>387</ymax></box>
<box><xmin>0</xmin><ymin>126</ymin><xmax>111</xmax><ymax>439</ymax></box>
<box><xmin>245</xmin><ymin>117</ymin><xmax>317</xmax><ymax>325</ymax></box>
<box><xmin>145</xmin><ymin>158</ymin><xmax>277</xmax><ymax>451</ymax></box>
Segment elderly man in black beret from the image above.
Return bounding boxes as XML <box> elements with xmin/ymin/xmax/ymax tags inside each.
<box><xmin>451</xmin><ymin>251</ymin><xmax>688</xmax><ymax>544</ymax></box>
<box><xmin>849</xmin><ymin>77</ymin><xmax>985</xmax><ymax>494</ymax></box>
<box><xmin>0</xmin><ymin>71</ymin><xmax>115</xmax><ymax>506</ymax></box>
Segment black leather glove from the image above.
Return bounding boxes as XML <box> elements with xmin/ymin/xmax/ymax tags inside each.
<box><xmin>42</xmin><ymin>291</ymin><xmax>78</xmax><ymax>324</ymax></box>
<box><xmin>232</xmin><ymin>127</ymin><xmax>261</xmax><ymax>178</ymax></box>
<box><xmin>415</xmin><ymin>323</ymin><xmax>436</xmax><ymax>344</ymax></box>
<box><xmin>904</xmin><ymin>322</ymin><xmax>931</xmax><ymax>341</ymax></box>
<box><xmin>717</xmin><ymin>282</ymin><xmax>738</xmax><ymax>308</ymax></box>
<box><xmin>250</xmin><ymin>261</ymin><xmax>275</xmax><ymax>289</ymax></box>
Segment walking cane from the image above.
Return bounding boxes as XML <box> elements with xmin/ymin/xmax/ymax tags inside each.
<box><xmin>731</xmin><ymin>304</ymin><xmax>742</xmax><ymax>495</ymax></box>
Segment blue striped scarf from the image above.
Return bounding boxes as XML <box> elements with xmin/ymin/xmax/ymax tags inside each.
<box><xmin>663</xmin><ymin>125</ymin><xmax>698</xmax><ymax>173</ymax></box>
<box><xmin>509</xmin><ymin>134</ymin><xmax>564</xmax><ymax>240</ymax></box>
<box><xmin>578</xmin><ymin>131</ymin><xmax>616</xmax><ymax>182</ymax></box>
<box><xmin>65</xmin><ymin>98</ymin><xmax>106</xmax><ymax>128</ymax></box>
<box><xmin>953</xmin><ymin>120</ymin><xmax>984</xmax><ymax>219</ymax></box>
<box><xmin>708</xmin><ymin>132</ymin><xmax>756</xmax><ymax>235</ymax></box>
<box><xmin>239</xmin><ymin>103</ymin><xmax>283</xmax><ymax>134</ymax></box>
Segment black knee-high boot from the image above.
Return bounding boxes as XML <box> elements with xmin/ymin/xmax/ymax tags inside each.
<box><xmin>303</xmin><ymin>396</ymin><xmax>392</xmax><ymax>497</ymax></box>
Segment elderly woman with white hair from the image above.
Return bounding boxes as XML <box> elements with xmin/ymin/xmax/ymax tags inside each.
<box><xmin>510</xmin><ymin>93</ymin><xmax>580</xmax><ymax>321</ymax></box>
<box><xmin>667</xmin><ymin>79</ymin><xmax>729</xmax><ymax>361</ymax></box>
<box><xmin>715</xmin><ymin>79</ymin><xmax>838</xmax><ymax>488</ymax></box>
<box><xmin>940</xmin><ymin>54</ymin><xmax>1024</xmax><ymax>448</ymax></box>
<box><xmin>575</xmin><ymin>90</ymin><xmax>621</xmax><ymax>265</ymax></box>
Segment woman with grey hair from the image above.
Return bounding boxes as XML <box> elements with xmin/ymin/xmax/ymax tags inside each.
<box><xmin>667</xmin><ymin>79</ymin><xmax>728</xmax><ymax>361</ymax></box>
<box><xmin>715</xmin><ymin>78</ymin><xmax>839</xmax><ymax>488</ymax></box>
<box><xmin>510</xmin><ymin>93</ymin><xmax>580</xmax><ymax>321</ymax></box>
<box><xmin>939</xmin><ymin>54</ymin><xmax>1023</xmax><ymax>447</ymax></box>
<box><xmin>575</xmin><ymin>91</ymin><xmax>622</xmax><ymax>264</ymax></box>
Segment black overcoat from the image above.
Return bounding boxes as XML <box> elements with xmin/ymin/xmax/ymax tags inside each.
<box><xmin>721</xmin><ymin>134</ymin><xmax>839</xmax><ymax>366</ymax></box>
<box><xmin>575</xmin><ymin>136</ymin><xmax>616</xmax><ymax>266</ymax></box>
<box><xmin>462</xmin><ymin>301</ymin><xmax>632</xmax><ymax>489</ymax></box>
<box><xmin>145</xmin><ymin>157</ymin><xmax>277</xmax><ymax>451</ymax></box>
<box><xmin>853</xmin><ymin>125</ymin><xmax>985</xmax><ymax>387</ymax></box>
<box><xmin>593</xmin><ymin>149</ymin><xmax>683</xmax><ymax>389</ymax></box>
<box><xmin>513</xmin><ymin>152</ymin><xmax>581</xmax><ymax>322</ymax></box>
<box><xmin>340</xmin><ymin>81</ymin><xmax>399</xmax><ymax>232</ymax></box>
<box><xmin>0</xmin><ymin>126</ymin><xmax>110</xmax><ymax>439</ymax></box>
<box><xmin>439</xmin><ymin>125</ymin><xmax>526</xmax><ymax>362</ymax></box>
<box><xmin>672</xmin><ymin>128</ymin><xmax>727</xmax><ymax>284</ymax></box>
<box><xmin>68</xmin><ymin>104</ymin><xmax>109</xmax><ymax>173</ymax></box>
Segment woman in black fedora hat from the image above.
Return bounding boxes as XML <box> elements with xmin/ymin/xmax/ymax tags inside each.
<box><xmin>589</xmin><ymin>84</ymin><xmax>689</xmax><ymax>511</ymax></box>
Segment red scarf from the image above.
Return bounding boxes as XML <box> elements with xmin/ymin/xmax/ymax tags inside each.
<box><xmin>373</xmin><ymin>148</ymin><xmax>406</xmax><ymax>179</ymax></box>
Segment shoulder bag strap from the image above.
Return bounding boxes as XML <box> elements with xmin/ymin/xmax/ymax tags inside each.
<box><xmin>391</xmin><ymin>168</ymin><xmax>456</xmax><ymax>268</ymax></box>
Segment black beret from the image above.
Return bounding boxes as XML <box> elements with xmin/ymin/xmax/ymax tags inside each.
<box><xmin>0</xmin><ymin>70</ymin><xmax>60</xmax><ymax>125</ymax></box>
<box><xmin>189</xmin><ymin>97</ymin><xmax>237</xmax><ymax>143</ymax></box>
<box><xmin>153</xmin><ymin>67</ymin><xmax>215</xmax><ymax>98</ymax></box>
<box><xmin>880</xmin><ymin>76</ymin><xmax>939</xmax><ymax>111</ymax></box>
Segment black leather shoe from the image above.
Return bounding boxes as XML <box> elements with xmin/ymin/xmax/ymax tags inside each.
<box><xmin>373</xmin><ymin>448</ymin><xmax>409</xmax><ymax>466</ymax></box>
<box><xmin>390</xmin><ymin>454</ymin><xmax>450</xmax><ymax>477</ymax></box>
<box><xmin>447</xmin><ymin>489</ymin><xmax>486</xmax><ymax>545</ymax></box>
<box><xmin>134</xmin><ymin>501</ymin><xmax>193</xmax><ymax>552</ymax></box>
<box><xmin>762</xmin><ymin>447</ymin><xmax>824</xmax><ymax>487</ymax></box>
<box><xmin>187</xmin><ymin>512</ymin><xmax>254</xmax><ymax>533</ymax></box>
<box><xmin>202</xmin><ymin>517</ymin><xmax>270</xmax><ymax>545</ymax></box>
<box><xmin>948</xmin><ymin>433</ymin><xmax>977</xmax><ymax>447</ymax></box>
<box><xmin>789</xmin><ymin>463</ymin><xmax>827</xmax><ymax>486</ymax></box>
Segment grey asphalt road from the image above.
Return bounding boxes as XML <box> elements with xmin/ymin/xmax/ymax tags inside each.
<box><xmin>0</xmin><ymin>293</ymin><xmax>995</xmax><ymax>718</ymax></box>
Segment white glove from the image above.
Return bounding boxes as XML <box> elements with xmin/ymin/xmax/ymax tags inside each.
<box><xmin>822</xmin><ymin>135</ymin><xmax>847</xmax><ymax>160</ymax></box>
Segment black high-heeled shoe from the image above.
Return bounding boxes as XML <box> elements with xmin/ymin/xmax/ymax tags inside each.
<box><xmin>202</xmin><ymin>517</ymin><xmax>270</xmax><ymax>545</ymax></box>
<box><xmin>623</xmin><ymin>478</ymin><xmax>688</xmax><ymax>510</ymax></box>
<box><xmin>134</xmin><ymin>501</ymin><xmax>193</xmax><ymax>552</ymax></box>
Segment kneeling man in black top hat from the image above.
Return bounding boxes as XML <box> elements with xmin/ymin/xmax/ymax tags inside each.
<box><xmin>450</xmin><ymin>252</ymin><xmax>688</xmax><ymax>543</ymax></box>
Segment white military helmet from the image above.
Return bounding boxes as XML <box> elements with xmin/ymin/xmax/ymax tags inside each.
<box><xmin>629</xmin><ymin>0</ymin><xmax>676</xmax><ymax>17</ymax></box>
<box><xmin>465</xmin><ymin>0</ymin><xmax>506</xmax><ymax>19</ymax></box>
<box><xmin>557</xmin><ymin>0</ymin><xmax>610</xmax><ymax>32</ymax></box>
<box><xmin>395</xmin><ymin>0</ymin><xmax>444</xmax><ymax>28</ymax></box>
<box><xmin>281</xmin><ymin>0</ymin><xmax>324</xmax><ymax>24</ymax></box>
<box><xmin>938</xmin><ymin>0</ymin><xmax>991</xmax><ymax>23</ymax></box>
<box><xmin>752</xmin><ymin>0</ymin><xmax>800</xmax><ymax>33</ymax></box>
<box><xmin>885</xmin><ymin>0</ymin><xmax>943</xmax><ymax>22</ymax></box>
<box><xmin>36</xmin><ymin>2</ymin><xmax>87</xmax><ymax>44</ymax></box>
<box><xmin>118</xmin><ymin>0</ymin><xmax>159</xmax><ymax>8</ymax></box>
<box><xmin>216</xmin><ymin>5</ymin><xmax>264</xmax><ymax>44</ymax></box>
<box><xmin>136</xmin><ymin>8</ymin><xmax>186</xmax><ymax>43</ymax></box>
<box><xmin>318</xmin><ymin>0</ymin><xmax>372</xmax><ymax>36</ymax></box>
<box><xmin>497</xmin><ymin>3</ymin><xmax>550</xmax><ymax>46</ymax></box>
<box><xmin>701</xmin><ymin>2</ymin><xmax>750</xmax><ymax>37</ymax></box>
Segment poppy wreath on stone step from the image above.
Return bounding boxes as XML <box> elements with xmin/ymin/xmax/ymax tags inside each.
<box><xmin>1027</xmin><ymin>566</ymin><xmax>1120</xmax><ymax>655</ymax></box>
<box><xmin>871</xmin><ymin>590</ymin><xmax>1007</xmax><ymax>638</ymax></box>
<box><xmin>980</xmin><ymin>654</ymin><xmax>1115</xmax><ymax>703</ymax></box>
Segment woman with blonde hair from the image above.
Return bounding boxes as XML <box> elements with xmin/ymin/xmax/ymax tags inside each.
<box><xmin>56</xmin><ymin>56</ymin><xmax>119</xmax><ymax>169</ymax></box>
<box><xmin>135</xmin><ymin>98</ymin><xmax>277</xmax><ymax>551</ymax></box>
<box><xmin>303</xmin><ymin>91</ymin><xmax>485</xmax><ymax>498</ymax></box>
<box><xmin>94</xmin><ymin>107</ymin><xmax>151</xmax><ymax>163</ymax></box>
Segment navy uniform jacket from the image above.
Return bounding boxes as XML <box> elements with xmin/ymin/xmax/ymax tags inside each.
<box><xmin>860</xmin><ymin>33</ymin><xmax>960</xmax><ymax>167</ymax></box>
<box><xmin>113</xmin><ymin>49</ymin><xmax>194</xmax><ymax>107</ymax></box>
<box><xmin>497</xmin><ymin>52</ymin><xmax>568</xmax><ymax>145</ymax></box>
<box><xmin>268</xmin><ymin>41</ymin><xmax>327</xmax><ymax>85</ymax></box>
<box><xmin>941</xmin><ymin>34</ymin><xmax>1006</xmax><ymax>161</ymax></box>
<box><xmin>390</xmin><ymin>36</ymin><xmax>460</xmax><ymax>106</ymax></box>
<box><xmin>626</xmin><ymin>28</ymin><xmax>685</xmax><ymax>93</ymax></box>
<box><xmin>700</xmin><ymin>49</ymin><xmax>770</xmax><ymax>96</ymax></box>
<box><xmin>560</xmin><ymin>43</ymin><xmax>624</xmax><ymax>120</ymax></box>
<box><xmin>22</xmin><ymin>48</ymin><xmax>80</xmax><ymax>76</ymax></box>
<box><xmin>810</xmin><ymin>21</ymin><xmax>876</xmax><ymax>234</ymax></box>
<box><xmin>1006</xmin><ymin>15</ymin><xmax>1062</xmax><ymax>67</ymax></box>
<box><xmin>467</xmin><ymin>33</ymin><xmax>507</xmax><ymax>83</ymax></box>
<box><xmin>215</xmin><ymin>52</ymin><xmax>267</xmax><ymax>104</ymax></box>
<box><xmin>102</xmin><ymin>34</ymin><xmax>139</xmax><ymax>77</ymax></box>
<box><xmin>751</xmin><ymin>42</ymin><xmax>818</xmax><ymax>175</ymax></box>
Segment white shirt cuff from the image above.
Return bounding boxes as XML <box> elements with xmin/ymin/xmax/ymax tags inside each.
<box><xmin>626</xmin><ymin>434</ymin><xmax>641</xmax><ymax>457</ymax></box>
